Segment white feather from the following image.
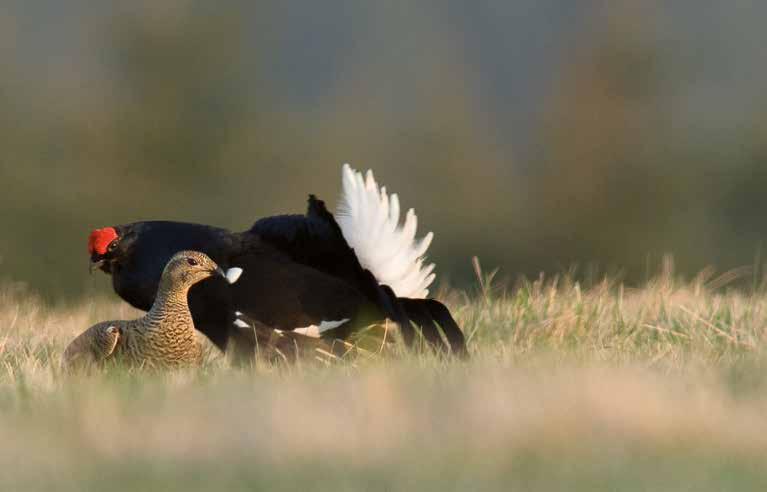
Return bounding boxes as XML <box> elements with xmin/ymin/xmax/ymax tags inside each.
<box><xmin>335</xmin><ymin>163</ymin><xmax>436</xmax><ymax>298</ymax></box>
<box><xmin>225</xmin><ymin>267</ymin><xmax>243</xmax><ymax>284</ymax></box>
<box><xmin>292</xmin><ymin>319</ymin><xmax>349</xmax><ymax>338</ymax></box>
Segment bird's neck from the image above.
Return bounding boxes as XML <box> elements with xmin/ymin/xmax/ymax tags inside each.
<box><xmin>145</xmin><ymin>279</ymin><xmax>193</xmax><ymax>326</ymax></box>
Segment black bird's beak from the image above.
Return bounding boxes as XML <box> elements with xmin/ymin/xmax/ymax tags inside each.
<box><xmin>215</xmin><ymin>267</ymin><xmax>227</xmax><ymax>279</ymax></box>
<box><xmin>89</xmin><ymin>258</ymin><xmax>105</xmax><ymax>274</ymax></box>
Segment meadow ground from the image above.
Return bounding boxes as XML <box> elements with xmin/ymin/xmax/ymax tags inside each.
<box><xmin>3</xmin><ymin>260</ymin><xmax>767</xmax><ymax>491</ymax></box>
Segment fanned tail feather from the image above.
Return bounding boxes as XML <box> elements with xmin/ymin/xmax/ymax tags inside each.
<box><xmin>335</xmin><ymin>163</ymin><xmax>435</xmax><ymax>298</ymax></box>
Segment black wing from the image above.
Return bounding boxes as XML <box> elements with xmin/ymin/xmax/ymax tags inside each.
<box><xmin>249</xmin><ymin>196</ymin><xmax>467</xmax><ymax>355</ymax></box>
<box><xmin>248</xmin><ymin>195</ymin><xmax>363</xmax><ymax>285</ymax></box>
<box><xmin>249</xmin><ymin>196</ymin><xmax>414</xmax><ymax>335</ymax></box>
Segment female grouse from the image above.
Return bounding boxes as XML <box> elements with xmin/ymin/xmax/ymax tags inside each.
<box><xmin>64</xmin><ymin>251</ymin><xmax>241</xmax><ymax>369</ymax></box>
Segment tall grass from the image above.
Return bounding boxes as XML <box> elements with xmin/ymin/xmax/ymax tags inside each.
<box><xmin>2</xmin><ymin>262</ymin><xmax>767</xmax><ymax>491</ymax></box>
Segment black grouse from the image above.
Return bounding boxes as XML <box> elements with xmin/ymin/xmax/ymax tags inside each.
<box><xmin>87</xmin><ymin>165</ymin><xmax>467</xmax><ymax>359</ymax></box>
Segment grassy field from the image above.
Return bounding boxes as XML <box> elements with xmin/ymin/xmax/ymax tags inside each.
<box><xmin>3</xmin><ymin>260</ymin><xmax>767</xmax><ymax>491</ymax></box>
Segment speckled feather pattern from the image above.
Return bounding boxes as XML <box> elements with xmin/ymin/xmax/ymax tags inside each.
<box><xmin>62</xmin><ymin>322</ymin><xmax>121</xmax><ymax>369</ymax></box>
<box><xmin>64</xmin><ymin>251</ymin><xmax>220</xmax><ymax>370</ymax></box>
<box><xmin>111</xmin><ymin>286</ymin><xmax>203</xmax><ymax>368</ymax></box>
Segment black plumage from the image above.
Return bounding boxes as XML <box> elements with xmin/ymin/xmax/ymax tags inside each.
<box><xmin>90</xmin><ymin>196</ymin><xmax>467</xmax><ymax>359</ymax></box>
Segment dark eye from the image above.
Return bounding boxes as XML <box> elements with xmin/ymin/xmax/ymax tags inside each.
<box><xmin>186</xmin><ymin>257</ymin><xmax>198</xmax><ymax>266</ymax></box>
<box><xmin>108</xmin><ymin>241</ymin><xmax>118</xmax><ymax>251</ymax></box>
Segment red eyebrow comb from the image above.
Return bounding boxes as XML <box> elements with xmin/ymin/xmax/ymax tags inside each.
<box><xmin>88</xmin><ymin>227</ymin><xmax>118</xmax><ymax>255</ymax></box>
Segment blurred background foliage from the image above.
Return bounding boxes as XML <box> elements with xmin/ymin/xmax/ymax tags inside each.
<box><xmin>2</xmin><ymin>0</ymin><xmax>767</xmax><ymax>301</ymax></box>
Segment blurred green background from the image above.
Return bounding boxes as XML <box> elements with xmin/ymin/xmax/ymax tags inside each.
<box><xmin>2</xmin><ymin>1</ymin><xmax>767</xmax><ymax>301</ymax></box>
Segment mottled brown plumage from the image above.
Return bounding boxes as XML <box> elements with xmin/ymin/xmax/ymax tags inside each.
<box><xmin>64</xmin><ymin>251</ymin><xmax>231</xmax><ymax>370</ymax></box>
<box><xmin>62</xmin><ymin>323</ymin><xmax>121</xmax><ymax>370</ymax></box>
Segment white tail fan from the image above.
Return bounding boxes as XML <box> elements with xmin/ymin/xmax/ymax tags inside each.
<box><xmin>335</xmin><ymin>163</ymin><xmax>436</xmax><ymax>299</ymax></box>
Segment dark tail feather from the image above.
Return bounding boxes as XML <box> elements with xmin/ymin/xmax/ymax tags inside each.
<box><xmin>424</xmin><ymin>299</ymin><xmax>468</xmax><ymax>357</ymax></box>
<box><xmin>399</xmin><ymin>298</ymin><xmax>447</xmax><ymax>353</ymax></box>
<box><xmin>345</xmin><ymin>264</ymin><xmax>466</xmax><ymax>356</ymax></box>
<box><xmin>401</xmin><ymin>298</ymin><xmax>468</xmax><ymax>357</ymax></box>
<box><xmin>378</xmin><ymin>284</ymin><xmax>415</xmax><ymax>347</ymax></box>
<box><xmin>307</xmin><ymin>194</ymin><xmax>346</xmax><ymax>240</ymax></box>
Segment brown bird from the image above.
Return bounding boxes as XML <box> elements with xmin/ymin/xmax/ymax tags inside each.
<box><xmin>63</xmin><ymin>251</ymin><xmax>241</xmax><ymax>370</ymax></box>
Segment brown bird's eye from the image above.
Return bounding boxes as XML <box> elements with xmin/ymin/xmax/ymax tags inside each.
<box><xmin>187</xmin><ymin>257</ymin><xmax>198</xmax><ymax>266</ymax></box>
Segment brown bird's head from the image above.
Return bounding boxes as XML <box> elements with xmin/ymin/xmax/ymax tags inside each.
<box><xmin>160</xmin><ymin>251</ymin><xmax>242</xmax><ymax>289</ymax></box>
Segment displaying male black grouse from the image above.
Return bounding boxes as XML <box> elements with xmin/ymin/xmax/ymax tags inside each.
<box><xmin>87</xmin><ymin>164</ymin><xmax>467</xmax><ymax>358</ymax></box>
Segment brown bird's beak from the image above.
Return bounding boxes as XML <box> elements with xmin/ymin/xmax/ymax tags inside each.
<box><xmin>89</xmin><ymin>258</ymin><xmax>105</xmax><ymax>274</ymax></box>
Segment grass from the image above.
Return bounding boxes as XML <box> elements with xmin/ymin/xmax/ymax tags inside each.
<box><xmin>3</xmin><ymin>259</ymin><xmax>767</xmax><ymax>491</ymax></box>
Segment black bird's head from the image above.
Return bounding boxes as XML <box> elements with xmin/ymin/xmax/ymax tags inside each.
<box><xmin>87</xmin><ymin>221</ymin><xmax>240</xmax><ymax>312</ymax></box>
<box><xmin>88</xmin><ymin>225</ymin><xmax>131</xmax><ymax>275</ymax></box>
<box><xmin>87</xmin><ymin>221</ymin><xmax>231</xmax><ymax>276</ymax></box>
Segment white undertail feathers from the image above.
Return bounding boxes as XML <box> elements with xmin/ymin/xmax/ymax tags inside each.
<box><xmin>335</xmin><ymin>163</ymin><xmax>435</xmax><ymax>299</ymax></box>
